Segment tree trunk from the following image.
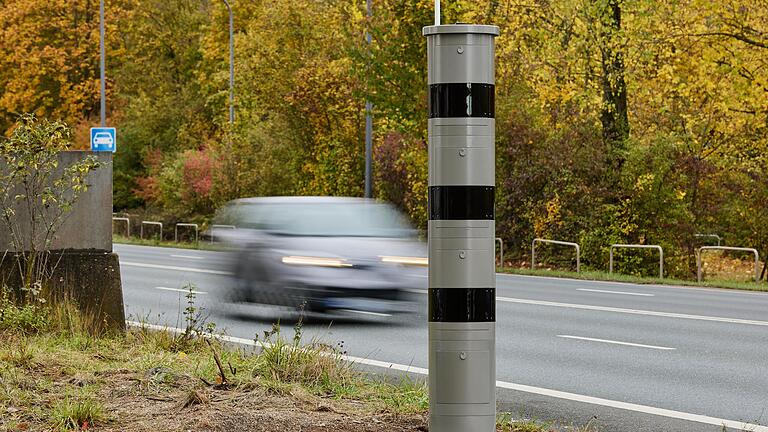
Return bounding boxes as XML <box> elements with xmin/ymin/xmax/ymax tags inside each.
<box><xmin>599</xmin><ymin>0</ymin><xmax>630</xmax><ymax>171</ymax></box>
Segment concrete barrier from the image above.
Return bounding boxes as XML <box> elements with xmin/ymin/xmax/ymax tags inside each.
<box><xmin>0</xmin><ymin>151</ymin><xmax>124</xmax><ymax>331</ymax></box>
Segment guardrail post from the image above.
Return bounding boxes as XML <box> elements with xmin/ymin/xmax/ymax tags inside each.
<box><xmin>140</xmin><ymin>221</ymin><xmax>163</xmax><ymax>240</ymax></box>
<box><xmin>697</xmin><ymin>246</ymin><xmax>760</xmax><ymax>283</ymax></box>
<box><xmin>209</xmin><ymin>224</ymin><xmax>236</xmax><ymax>243</ymax></box>
<box><xmin>532</xmin><ymin>238</ymin><xmax>581</xmax><ymax>273</ymax></box>
<box><xmin>576</xmin><ymin>244</ymin><xmax>581</xmax><ymax>273</ymax></box>
<box><xmin>695</xmin><ymin>233</ymin><xmax>722</xmax><ymax>246</ymax></box>
<box><xmin>609</xmin><ymin>246</ymin><xmax>614</xmax><ymax>274</ymax></box>
<box><xmin>495</xmin><ymin>237</ymin><xmax>504</xmax><ymax>268</ymax></box>
<box><xmin>111</xmin><ymin>217</ymin><xmax>130</xmax><ymax>237</ymax></box>
<box><xmin>609</xmin><ymin>244</ymin><xmax>663</xmax><ymax>278</ymax></box>
<box><xmin>175</xmin><ymin>223</ymin><xmax>199</xmax><ymax>243</ymax></box>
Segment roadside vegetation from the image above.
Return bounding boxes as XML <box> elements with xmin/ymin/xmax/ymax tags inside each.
<box><xmin>0</xmin><ymin>294</ymin><xmax>597</xmax><ymax>432</ymax></box>
<box><xmin>502</xmin><ymin>268</ymin><xmax>768</xmax><ymax>293</ymax></box>
<box><xmin>111</xmin><ymin>234</ymin><xmax>217</xmax><ymax>251</ymax></box>
<box><xmin>513</xmin><ymin>249</ymin><xmax>767</xmax><ymax>292</ymax></box>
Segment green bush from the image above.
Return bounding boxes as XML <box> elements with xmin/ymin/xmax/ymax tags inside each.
<box><xmin>0</xmin><ymin>301</ymin><xmax>50</xmax><ymax>334</ymax></box>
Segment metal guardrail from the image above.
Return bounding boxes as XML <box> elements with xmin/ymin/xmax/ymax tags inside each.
<box><xmin>209</xmin><ymin>224</ymin><xmax>236</xmax><ymax>243</ymax></box>
<box><xmin>695</xmin><ymin>233</ymin><xmax>722</xmax><ymax>246</ymax></box>
<box><xmin>112</xmin><ymin>217</ymin><xmax>130</xmax><ymax>237</ymax></box>
<box><xmin>140</xmin><ymin>221</ymin><xmax>163</xmax><ymax>240</ymax></box>
<box><xmin>495</xmin><ymin>237</ymin><xmax>504</xmax><ymax>268</ymax></box>
<box><xmin>609</xmin><ymin>244</ymin><xmax>664</xmax><ymax>279</ymax></box>
<box><xmin>175</xmin><ymin>223</ymin><xmax>199</xmax><ymax>243</ymax></box>
<box><xmin>531</xmin><ymin>238</ymin><xmax>581</xmax><ymax>273</ymax></box>
<box><xmin>697</xmin><ymin>246</ymin><xmax>759</xmax><ymax>283</ymax></box>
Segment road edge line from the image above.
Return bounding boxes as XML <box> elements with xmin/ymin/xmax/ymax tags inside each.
<box><xmin>121</xmin><ymin>261</ymin><xmax>232</xmax><ymax>275</ymax></box>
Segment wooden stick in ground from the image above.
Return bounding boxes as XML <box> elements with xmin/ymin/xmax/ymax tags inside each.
<box><xmin>206</xmin><ymin>339</ymin><xmax>228</xmax><ymax>385</ymax></box>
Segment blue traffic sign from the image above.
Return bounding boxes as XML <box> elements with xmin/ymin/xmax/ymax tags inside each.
<box><xmin>90</xmin><ymin>127</ymin><xmax>116</xmax><ymax>152</ymax></box>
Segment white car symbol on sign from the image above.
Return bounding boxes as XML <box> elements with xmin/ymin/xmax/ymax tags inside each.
<box><xmin>93</xmin><ymin>132</ymin><xmax>113</xmax><ymax>146</ymax></box>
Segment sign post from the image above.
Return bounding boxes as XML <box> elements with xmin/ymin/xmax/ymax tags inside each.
<box><xmin>90</xmin><ymin>127</ymin><xmax>116</xmax><ymax>153</ymax></box>
<box><xmin>424</xmin><ymin>24</ymin><xmax>499</xmax><ymax>431</ymax></box>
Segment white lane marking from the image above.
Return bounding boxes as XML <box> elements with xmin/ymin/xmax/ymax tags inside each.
<box><xmin>121</xmin><ymin>261</ymin><xmax>232</xmax><ymax>275</ymax></box>
<box><xmin>577</xmin><ymin>288</ymin><xmax>654</xmax><ymax>297</ymax></box>
<box><xmin>170</xmin><ymin>254</ymin><xmax>204</xmax><ymax>260</ymax></box>
<box><xmin>497</xmin><ymin>296</ymin><xmax>768</xmax><ymax>327</ymax></box>
<box><xmin>154</xmin><ymin>286</ymin><xmax>207</xmax><ymax>295</ymax></box>
<box><xmin>339</xmin><ymin>309</ymin><xmax>392</xmax><ymax>317</ymax></box>
<box><xmin>557</xmin><ymin>335</ymin><xmax>675</xmax><ymax>351</ymax></box>
<box><xmin>124</xmin><ymin>321</ymin><xmax>768</xmax><ymax>432</ymax></box>
<box><xmin>493</xmin><ymin>381</ymin><xmax>768</xmax><ymax>432</ymax></box>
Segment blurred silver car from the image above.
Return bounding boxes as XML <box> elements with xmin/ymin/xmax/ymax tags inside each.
<box><xmin>212</xmin><ymin>196</ymin><xmax>427</xmax><ymax>315</ymax></box>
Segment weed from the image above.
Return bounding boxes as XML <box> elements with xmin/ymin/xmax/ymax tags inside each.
<box><xmin>255</xmin><ymin>314</ymin><xmax>354</xmax><ymax>393</ymax></box>
<box><xmin>0</xmin><ymin>301</ymin><xmax>50</xmax><ymax>333</ymax></box>
<box><xmin>0</xmin><ymin>337</ymin><xmax>36</xmax><ymax>368</ymax></box>
<box><xmin>497</xmin><ymin>413</ymin><xmax>552</xmax><ymax>431</ymax></box>
<box><xmin>171</xmin><ymin>283</ymin><xmax>216</xmax><ymax>352</ymax></box>
<box><xmin>50</xmin><ymin>396</ymin><xmax>106</xmax><ymax>430</ymax></box>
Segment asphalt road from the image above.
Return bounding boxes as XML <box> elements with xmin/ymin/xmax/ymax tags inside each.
<box><xmin>115</xmin><ymin>243</ymin><xmax>768</xmax><ymax>432</ymax></box>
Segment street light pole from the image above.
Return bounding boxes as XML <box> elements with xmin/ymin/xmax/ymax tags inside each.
<box><xmin>222</xmin><ymin>0</ymin><xmax>234</xmax><ymax>129</ymax></box>
<box><xmin>364</xmin><ymin>0</ymin><xmax>373</xmax><ymax>198</ymax></box>
<box><xmin>100</xmin><ymin>0</ymin><xmax>106</xmax><ymax>127</ymax></box>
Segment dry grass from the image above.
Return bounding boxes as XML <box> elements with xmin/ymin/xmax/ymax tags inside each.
<box><xmin>0</xmin><ymin>304</ymin><xmax>593</xmax><ymax>432</ymax></box>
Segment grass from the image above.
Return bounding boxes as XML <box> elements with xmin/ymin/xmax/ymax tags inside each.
<box><xmin>50</xmin><ymin>396</ymin><xmax>106</xmax><ymax>430</ymax></box>
<box><xmin>0</xmin><ymin>321</ymin><xmax>431</xmax><ymax>430</ymax></box>
<box><xmin>499</xmin><ymin>266</ymin><xmax>768</xmax><ymax>292</ymax></box>
<box><xmin>0</xmin><ymin>297</ymin><xmax>414</xmax><ymax>430</ymax></box>
<box><xmin>496</xmin><ymin>412</ymin><xmax>599</xmax><ymax>432</ymax></box>
<box><xmin>0</xmin><ymin>295</ymin><xmax>598</xmax><ymax>431</ymax></box>
<box><xmin>112</xmin><ymin>234</ymin><xmax>218</xmax><ymax>250</ymax></box>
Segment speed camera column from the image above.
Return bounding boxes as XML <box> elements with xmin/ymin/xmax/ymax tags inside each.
<box><xmin>423</xmin><ymin>24</ymin><xmax>499</xmax><ymax>432</ymax></box>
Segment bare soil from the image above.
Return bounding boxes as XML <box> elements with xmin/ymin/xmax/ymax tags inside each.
<box><xmin>100</xmin><ymin>371</ymin><xmax>428</xmax><ymax>432</ymax></box>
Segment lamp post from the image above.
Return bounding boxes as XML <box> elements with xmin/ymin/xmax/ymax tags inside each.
<box><xmin>364</xmin><ymin>0</ymin><xmax>373</xmax><ymax>198</ymax></box>
<box><xmin>222</xmin><ymin>0</ymin><xmax>234</xmax><ymax>129</ymax></box>
<box><xmin>100</xmin><ymin>0</ymin><xmax>106</xmax><ymax>127</ymax></box>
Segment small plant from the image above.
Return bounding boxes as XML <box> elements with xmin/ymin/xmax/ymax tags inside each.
<box><xmin>255</xmin><ymin>313</ymin><xmax>354</xmax><ymax>393</ymax></box>
<box><xmin>50</xmin><ymin>396</ymin><xmax>106</xmax><ymax>430</ymax></box>
<box><xmin>496</xmin><ymin>413</ymin><xmax>551</xmax><ymax>432</ymax></box>
<box><xmin>0</xmin><ymin>114</ymin><xmax>101</xmax><ymax>297</ymax></box>
<box><xmin>0</xmin><ymin>297</ymin><xmax>50</xmax><ymax>333</ymax></box>
<box><xmin>166</xmin><ymin>282</ymin><xmax>216</xmax><ymax>352</ymax></box>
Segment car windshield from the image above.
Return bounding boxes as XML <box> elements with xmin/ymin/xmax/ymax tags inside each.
<box><xmin>224</xmin><ymin>201</ymin><xmax>414</xmax><ymax>237</ymax></box>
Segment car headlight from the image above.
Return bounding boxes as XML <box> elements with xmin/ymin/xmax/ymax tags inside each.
<box><xmin>380</xmin><ymin>256</ymin><xmax>428</xmax><ymax>267</ymax></box>
<box><xmin>281</xmin><ymin>256</ymin><xmax>352</xmax><ymax>268</ymax></box>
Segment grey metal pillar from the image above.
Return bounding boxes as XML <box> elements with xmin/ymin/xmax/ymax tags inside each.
<box><xmin>424</xmin><ymin>24</ymin><xmax>499</xmax><ymax>432</ymax></box>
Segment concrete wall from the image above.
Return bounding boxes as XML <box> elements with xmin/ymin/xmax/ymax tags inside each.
<box><xmin>1</xmin><ymin>251</ymin><xmax>125</xmax><ymax>332</ymax></box>
<box><xmin>0</xmin><ymin>150</ymin><xmax>123</xmax><ymax>332</ymax></box>
<box><xmin>0</xmin><ymin>151</ymin><xmax>113</xmax><ymax>252</ymax></box>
